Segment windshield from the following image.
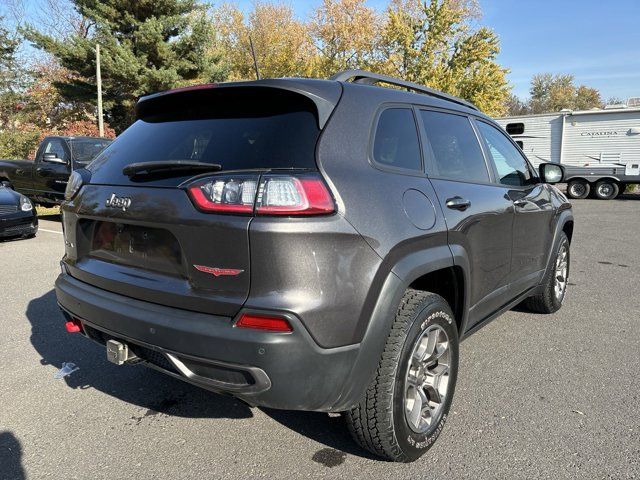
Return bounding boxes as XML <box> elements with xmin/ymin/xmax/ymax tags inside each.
<box><xmin>71</xmin><ymin>139</ymin><xmax>112</xmax><ymax>166</ymax></box>
<box><xmin>87</xmin><ymin>88</ymin><xmax>321</xmax><ymax>186</ymax></box>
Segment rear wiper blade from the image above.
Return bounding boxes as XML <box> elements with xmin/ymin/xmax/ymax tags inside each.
<box><xmin>122</xmin><ymin>161</ymin><xmax>222</xmax><ymax>177</ymax></box>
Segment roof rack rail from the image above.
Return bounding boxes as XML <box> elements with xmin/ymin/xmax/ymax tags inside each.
<box><xmin>330</xmin><ymin>69</ymin><xmax>479</xmax><ymax>111</ymax></box>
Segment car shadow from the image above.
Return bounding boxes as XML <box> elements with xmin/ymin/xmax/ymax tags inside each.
<box><xmin>37</xmin><ymin>213</ymin><xmax>62</xmax><ymax>222</ymax></box>
<box><xmin>0</xmin><ymin>431</ymin><xmax>26</xmax><ymax>480</ymax></box>
<box><xmin>26</xmin><ymin>290</ymin><xmax>374</xmax><ymax>458</ymax></box>
<box><xmin>0</xmin><ymin>235</ymin><xmax>36</xmax><ymax>243</ymax></box>
<box><xmin>260</xmin><ymin>409</ymin><xmax>378</xmax><ymax>460</ymax></box>
<box><xmin>616</xmin><ymin>192</ymin><xmax>640</xmax><ymax>201</ymax></box>
<box><xmin>26</xmin><ymin>290</ymin><xmax>252</xmax><ymax>420</ymax></box>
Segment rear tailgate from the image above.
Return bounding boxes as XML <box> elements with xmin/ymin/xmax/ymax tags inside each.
<box><xmin>61</xmin><ymin>82</ymin><xmax>341</xmax><ymax>317</ymax></box>
<box><xmin>62</xmin><ymin>184</ymin><xmax>251</xmax><ymax>316</ymax></box>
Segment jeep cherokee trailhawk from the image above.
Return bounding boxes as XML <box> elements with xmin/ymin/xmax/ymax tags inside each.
<box><xmin>55</xmin><ymin>70</ymin><xmax>573</xmax><ymax>462</ymax></box>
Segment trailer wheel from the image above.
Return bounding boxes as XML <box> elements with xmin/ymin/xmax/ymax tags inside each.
<box><xmin>566</xmin><ymin>180</ymin><xmax>590</xmax><ymax>199</ymax></box>
<box><xmin>615</xmin><ymin>183</ymin><xmax>626</xmax><ymax>198</ymax></box>
<box><xmin>594</xmin><ymin>180</ymin><xmax>619</xmax><ymax>200</ymax></box>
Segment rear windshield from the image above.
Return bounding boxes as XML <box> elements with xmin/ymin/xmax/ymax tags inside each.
<box><xmin>88</xmin><ymin>88</ymin><xmax>321</xmax><ymax>186</ymax></box>
<box><xmin>71</xmin><ymin>139</ymin><xmax>112</xmax><ymax>166</ymax></box>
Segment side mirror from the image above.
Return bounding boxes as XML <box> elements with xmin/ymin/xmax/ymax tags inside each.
<box><xmin>43</xmin><ymin>153</ymin><xmax>68</xmax><ymax>165</ymax></box>
<box><xmin>539</xmin><ymin>163</ymin><xmax>564</xmax><ymax>184</ymax></box>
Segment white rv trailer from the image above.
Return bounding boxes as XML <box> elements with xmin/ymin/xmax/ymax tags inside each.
<box><xmin>496</xmin><ymin>108</ymin><xmax>640</xmax><ymax>199</ymax></box>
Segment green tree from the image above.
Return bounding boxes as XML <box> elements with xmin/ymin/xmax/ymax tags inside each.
<box><xmin>24</xmin><ymin>0</ymin><xmax>227</xmax><ymax>132</ymax></box>
<box><xmin>504</xmin><ymin>93</ymin><xmax>530</xmax><ymax>116</ymax></box>
<box><xmin>529</xmin><ymin>73</ymin><xmax>602</xmax><ymax>113</ymax></box>
<box><xmin>213</xmin><ymin>2</ymin><xmax>313</xmax><ymax>81</ymax></box>
<box><xmin>0</xmin><ymin>15</ymin><xmax>39</xmax><ymax>159</ymax></box>
<box><xmin>380</xmin><ymin>0</ymin><xmax>510</xmax><ymax>116</ymax></box>
<box><xmin>0</xmin><ymin>15</ymin><xmax>24</xmax><ymax>129</ymax></box>
<box><xmin>308</xmin><ymin>0</ymin><xmax>384</xmax><ymax>77</ymax></box>
<box><xmin>575</xmin><ymin>85</ymin><xmax>602</xmax><ymax>111</ymax></box>
<box><xmin>606</xmin><ymin>97</ymin><xmax>625</xmax><ymax>106</ymax></box>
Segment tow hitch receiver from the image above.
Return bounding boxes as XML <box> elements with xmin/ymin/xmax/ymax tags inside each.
<box><xmin>106</xmin><ymin>339</ymin><xmax>134</xmax><ymax>365</ymax></box>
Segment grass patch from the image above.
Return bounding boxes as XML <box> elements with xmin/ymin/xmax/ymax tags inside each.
<box><xmin>36</xmin><ymin>205</ymin><xmax>61</xmax><ymax>218</ymax></box>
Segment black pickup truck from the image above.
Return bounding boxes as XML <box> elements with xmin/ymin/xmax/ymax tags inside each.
<box><xmin>0</xmin><ymin>136</ymin><xmax>112</xmax><ymax>206</ymax></box>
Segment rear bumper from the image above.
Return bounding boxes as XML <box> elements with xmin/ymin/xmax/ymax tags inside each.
<box><xmin>55</xmin><ymin>271</ymin><xmax>360</xmax><ymax>411</ymax></box>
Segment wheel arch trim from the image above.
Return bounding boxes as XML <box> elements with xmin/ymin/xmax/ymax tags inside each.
<box><xmin>541</xmin><ymin>210</ymin><xmax>574</xmax><ymax>282</ymax></box>
<box><xmin>329</xmin><ymin>244</ymin><xmax>469</xmax><ymax>410</ymax></box>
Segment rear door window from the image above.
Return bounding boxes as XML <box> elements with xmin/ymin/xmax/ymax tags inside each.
<box><xmin>372</xmin><ymin>108</ymin><xmax>422</xmax><ymax>172</ymax></box>
<box><xmin>476</xmin><ymin>121</ymin><xmax>536</xmax><ymax>187</ymax></box>
<box><xmin>419</xmin><ymin>110</ymin><xmax>489</xmax><ymax>183</ymax></box>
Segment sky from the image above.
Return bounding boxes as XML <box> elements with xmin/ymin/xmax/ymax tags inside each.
<box><xmin>6</xmin><ymin>0</ymin><xmax>640</xmax><ymax>102</ymax></box>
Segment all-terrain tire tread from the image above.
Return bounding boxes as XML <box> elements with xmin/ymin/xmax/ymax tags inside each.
<box><xmin>345</xmin><ymin>289</ymin><xmax>443</xmax><ymax>461</ymax></box>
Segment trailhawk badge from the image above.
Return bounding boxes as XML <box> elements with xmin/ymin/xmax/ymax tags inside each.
<box><xmin>193</xmin><ymin>265</ymin><xmax>244</xmax><ymax>277</ymax></box>
<box><xmin>105</xmin><ymin>193</ymin><xmax>132</xmax><ymax>211</ymax></box>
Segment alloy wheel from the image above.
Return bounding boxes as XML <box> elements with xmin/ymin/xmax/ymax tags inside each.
<box><xmin>554</xmin><ymin>242</ymin><xmax>569</xmax><ymax>300</ymax></box>
<box><xmin>404</xmin><ymin>325</ymin><xmax>451</xmax><ymax>433</ymax></box>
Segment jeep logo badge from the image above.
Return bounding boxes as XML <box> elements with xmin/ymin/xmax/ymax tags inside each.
<box><xmin>105</xmin><ymin>193</ymin><xmax>132</xmax><ymax>211</ymax></box>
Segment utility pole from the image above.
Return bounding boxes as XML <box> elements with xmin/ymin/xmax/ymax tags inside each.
<box><xmin>96</xmin><ymin>44</ymin><xmax>104</xmax><ymax>137</ymax></box>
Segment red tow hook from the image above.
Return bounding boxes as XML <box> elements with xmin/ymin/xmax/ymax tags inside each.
<box><xmin>65</xmin><ymin>318</ymin><xmax>83</xmax><ymax>333</ymax></box>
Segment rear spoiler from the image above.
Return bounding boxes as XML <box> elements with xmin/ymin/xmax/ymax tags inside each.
<box><xmin>136</xmin><ymin>79</ymin><xmax>343</xmax><ymax>129</ymax></box>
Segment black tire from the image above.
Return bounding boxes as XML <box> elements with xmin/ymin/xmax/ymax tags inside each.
<box><xmin>524</xmin><ymin>232</ymin><xmax>570</xmax><ymax>314</ymax></box>
<box><xmin>593</xmin><ymin>180</ymin><xmax>619</xmax><ymax>200</ymax></box>
<box><xmin>345</xmin><ymin>290</ymin><xmax>459</xmax><ymax>462</ymax></box>
<box><xmin>615</xmin><ymin>183</ymin><xmax>626</xmax><ymax>198</ymax></box>
<box><xmin>566</xmin><ymin>180</ymin><xmax>590</xmax><ymax>199</ymax></box>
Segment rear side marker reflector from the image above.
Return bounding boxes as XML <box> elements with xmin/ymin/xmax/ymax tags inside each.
<box><xmin>236</xmin><ymin>314</ymin><xmax>293</xmax><ymax>332</ymax></box>
<box><xmin>194</xmin><ymin>265</ymin><xmax>244</xmax><ymax>277</ymax></box>
<box><xmin>65</xmin><ymin>319</ymin><xmax>82</xmax><ymax>333</ymax></box>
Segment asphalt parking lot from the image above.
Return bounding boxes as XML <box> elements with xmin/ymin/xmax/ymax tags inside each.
<box><xmin>1</xmin><ymin>197</ymin><xmax>639</xmax><ymax>480</ymax></box>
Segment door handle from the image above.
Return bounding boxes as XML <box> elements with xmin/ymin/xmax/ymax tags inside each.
<box><xmin>513</xmin><ymin>198</ymin><xmax>528</xmax><ymax>207</ymax></box>
<box><xmin>446</xmin><ymin>196</ymin><xmax>471</xmax><ymax>211</ymax></box>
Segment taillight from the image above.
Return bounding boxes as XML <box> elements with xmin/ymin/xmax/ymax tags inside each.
<box><xmin>256</xmin><ymin>176</ymin><xmax>334</xmax><ymax>215</ymax></box>
<box><xmin>236</xmin><ymin>313</ymin><xmax>293</xmax><ymax>332</ymax></box>
<box><xmin>186</xmin><ymin>173</ymin><xmax>335</xmax><ymax>216</ymax></box>
<box><xmin>187</xmin><ymin>174</ymin><xmax>259</xmax><ymax>214</ymax></box>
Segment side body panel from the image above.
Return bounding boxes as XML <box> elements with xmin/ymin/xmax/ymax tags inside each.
<box><xmin>31</xmin><ymin>137</ymin><xmax>72</xmax><ymax>204</ymax></box>
<box><xmin>0</xmin><ymin>159</ymin><xmax>36</xmax><ymax>194</ymax></box>
<box><xmin>314</xmin><ymin>84</ymin><xmax>454</xmax><ymax>340</ymax></box>
<box><xmin>428</xmin><ymin>178</ymin><xmax>514</xmax><ymax>328</ymax></box>
<box><xmin>505</xmin><ymin>184</ymin><xmax>555</xmax><ymax>291</ymax></box>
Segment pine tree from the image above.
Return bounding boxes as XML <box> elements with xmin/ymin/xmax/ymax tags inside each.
<box><xmin>0</xmin><ymin>16</ymin><xmax>24</xmax><ymax>129</ymax></box>
<box><xmin>24</xmin><ymin>1</ymin><xmax>226</xmax><ymax>132</ymax></box>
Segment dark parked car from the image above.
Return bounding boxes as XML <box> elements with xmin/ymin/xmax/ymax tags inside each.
<box><xmin>55</xmin><ymin>71</ymin><xmax>573</xmax><ymax>462</ymax></box>
<box><xmin>0</xmin><ymin>183</ymin><xmax>37</xmax><ymax>239</ymax></box>
<box><xmin>0</xmin><ymin>136</ymin><xmax>112</xmax><ymax>207</ymax></box>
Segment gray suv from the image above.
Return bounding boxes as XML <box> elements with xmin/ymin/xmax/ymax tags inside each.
<box><xmin>55</xmin><ymin>70</ymin><xmax>573</xmax><ymax>462</ymax></box>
